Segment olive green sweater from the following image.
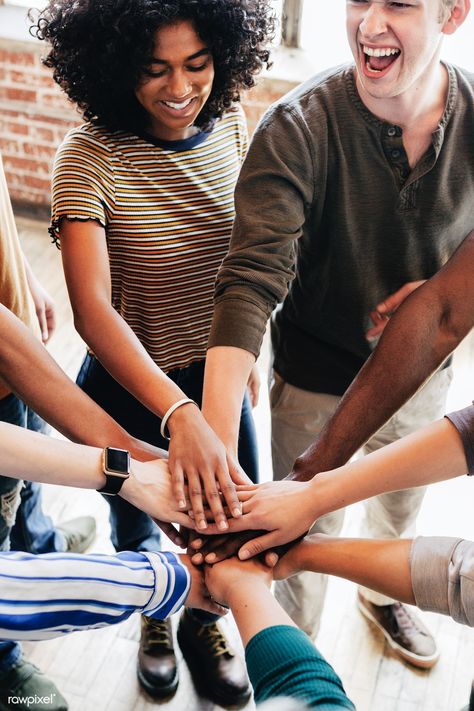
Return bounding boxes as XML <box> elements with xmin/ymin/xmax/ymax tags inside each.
<box><xmin>209</xmin><ymin>64</ymin><xmax>474</xmax><ymax>395</ymax></box>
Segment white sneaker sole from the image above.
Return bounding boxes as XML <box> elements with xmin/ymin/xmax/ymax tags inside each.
<box><xmin>357</xmin><ymin>597</ymin><xmax>440</xmax><ymax>669</ymax></box>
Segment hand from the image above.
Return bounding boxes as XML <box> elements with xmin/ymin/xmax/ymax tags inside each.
<box><xmin>191</xmin><ymin>480</ymin><xmax>316</xmax><ymax>561</ymax></box>
<box><xmin>204</xmin><ymin>556</ymin><xmax>272</xmax><ymax>608</ymax></box>
<box><xmin>272</xmin><ymin>539</ymin><xmax>309</xmax><ymax>580</ymax></box>
<box><xmin>246</xmin><ymin>364</ymin><xmax>261</xmax><ymax>408</ymax></box>
<box><xmin>23</xmin><ymin>258</ymin><xmax>56</xmax><ymax>344</ymax></box>
<box><xmin>178</xmin><ymin>554</ymin><xmax>229</xmax><ymax>615</ymax></box>
<box><xmin>154</xmin><ymin>521</ymin><xmax>190</xmax><ymax>548</ymax></box>
<box><xmin>167</xmin><ymin>404</ymin><xmax>250</xmax><ymax>533</ymax></box>
<box><xmin>189</xmin><ymin>530</ymin><xmax>268</xmax><ymax>565</ymax></box>
<box><xmin>366</xmin><ymin>280</ymin><xmax>426</xmax><ymax>341</ymax></box>
<box><xmin>120</xmin><ymin>458</ymin><xmax>195</xmax><ymax>527</ymax></box>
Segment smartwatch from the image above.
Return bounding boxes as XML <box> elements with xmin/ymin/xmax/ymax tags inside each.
<box><xmin>98</xmin><ymin>447</ymin><xmax>131</xmax><ymax>496</ymax></box>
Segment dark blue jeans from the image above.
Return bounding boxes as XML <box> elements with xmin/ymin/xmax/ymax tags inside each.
<box><xmin>77</xmin><ymin>354</ymin><xmax>259</xmax><ymax>623</ymax></box>
<box><xmin>0</xmin><ymin>394</ymin><xmax>65</xmax><ymax>671</ymax></box>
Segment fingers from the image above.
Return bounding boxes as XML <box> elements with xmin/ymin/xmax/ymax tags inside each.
<box><xmin>154</xmin><ymin>520</ymin><xmax>186</xmax><ymax>547</ymax></box>
<box><xmin>215</xmin><ymin>466</ymin><xmax>241</xmax><ymax>520</ymax></box>
<box><xmin>238</xmin><ymin>531</ymin><xmax>280</xmax><ymax>561</ymax></box>
<box><xmin>45</xmin><ymin>304</ymin><xmax>56</xmax><ymax>341</ymax></box>
<box><xmin>265</xmin><ymin>551</ymin><xmax>279</xmax><ymax>567</ymax></box>
<box><xmin>187</xmin><ymin>472</ymin><xmax>208</xmax><ymax>532</ymax></box>
<box><xmin>171</xmin><ymin>463</ymin><xmax>187</xmax><ymax>511</ymax></box>
<box><xmin>200</xmin><ymin>531</ymin><xmax>262</xmax><ymax>565</ymax></box>
<box><xmin>203</xmin><ymin>472</ymin><xmax>230</xmax><ymax>532</ymax></box>
<box><xmin>36</xmin><ymin>305</ymin><xmax>49</xmax><ymax>343</ymax></box>
<box><xmin>227</xmin><ymin>455</ymin><xmax>252</xmax><ymax>486</ymax></box>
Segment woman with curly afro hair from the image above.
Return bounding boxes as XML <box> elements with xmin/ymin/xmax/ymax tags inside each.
<box><xmin>32</xmin><ymin>0</ymin><xmax>274</xmax><ymax>703</ymax></box>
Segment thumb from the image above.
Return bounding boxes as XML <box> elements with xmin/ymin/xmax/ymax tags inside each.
<box><xmin>228</xmin><ymin>456</ymin><xmax>252</xmax><ymax>485</ymax></box>
<box><xmin>238</xmin><ymin>531</ymin><xmax>280</xmax><ymax>561</ymax></box>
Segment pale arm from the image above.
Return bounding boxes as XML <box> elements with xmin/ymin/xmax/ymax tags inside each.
<box><xmin>0</xmin><ymin>420</ymin><xmax>194</xmax><ymax>526</ymax></box>
<box><xmin>204</xmin><ymin>558</ymin><xmax>354</xmax><ymax>708</ymax></box>
<box><xmin>228</xmin><ymin>417</ymin><xmax>468</xmax><ymax>559</ymax></box>
<box><xmin>202</xmin><ymin>346</ymin><xmax>255</xmax><ymax>454</ymax></box>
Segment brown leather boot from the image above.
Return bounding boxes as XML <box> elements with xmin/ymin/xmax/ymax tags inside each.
<box><xmin>137</xmin><ymin>616</ymin><xmax>178</xmax><ymax>698</ymax></box>
<box><xmin>177</xmin><ymin>609</ymin><xmax>251</xmax><ymax>707</ymax></box>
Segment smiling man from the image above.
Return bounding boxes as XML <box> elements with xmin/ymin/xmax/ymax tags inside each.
<box><xmin>202</xmin><ymin>0</ymin><xmax>473</xmax><ymax>668</ymax></box>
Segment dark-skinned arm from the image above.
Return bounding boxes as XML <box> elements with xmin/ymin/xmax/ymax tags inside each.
<box><xmin>291</xmin><ymin>229</ymin><xmax>474</xmax><ymax>481</ymax></box>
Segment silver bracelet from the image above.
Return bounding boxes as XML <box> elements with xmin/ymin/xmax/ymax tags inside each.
<box><xmin>160</xmin><ymin>398</ymin><xmax>196</xmax><ymax>440</ymax></box>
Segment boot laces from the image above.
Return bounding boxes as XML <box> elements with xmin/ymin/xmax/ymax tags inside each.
<box><xmin>197</xmin><ymin>623</ymin><xmax>232</xmax><ymax>658</ymax></box>
<box><xmin>142</xmin><ymin>617</ymin><xmax>173</xmax><ymax>651</ymax></box>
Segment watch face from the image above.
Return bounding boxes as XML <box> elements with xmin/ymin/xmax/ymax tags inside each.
<box><xmin>106</xmin><ymin>448</ymin><xmax>130</xmax><ymax>474</ymax></box>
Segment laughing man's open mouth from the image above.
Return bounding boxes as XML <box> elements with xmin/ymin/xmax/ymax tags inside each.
<box><xmin>363</xmin><ymin>45</ymin><xmax>401</xmax><ymax>74</ymax></box>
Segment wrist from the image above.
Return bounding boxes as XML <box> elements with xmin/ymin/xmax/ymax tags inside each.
<box><xmin>226</xmin><ymin>578</ymin><xmax>269</xmax><ymax>607</ymax></box>
<box><xmin>166</xmin><ymin>400</ymin><xmax>200</xmax><ymax>435</ymax></box>
<box><xmin>117</xmin><ymin>460</ymin><xmax>141</xmax><ymax>504</ymax></box>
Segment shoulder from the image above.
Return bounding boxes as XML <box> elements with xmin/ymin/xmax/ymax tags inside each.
<box><xmin>449</xmin><ymin>63</ymin><xmax>474</xmax><ymax>89</ymax></box>
<box><xmin>256</xmin><ymin>64</ymin><xmax>352</xmax><ymax>138</ymax></box>
<box><xmin>215</xmin><ymin>105</ymin><xmax>248</xmax><ymax>137</ymax></box>
<box><xmin>57</xmin><ymin>123</ymin><xmax>137</xmax><ymax>160</ymax></box>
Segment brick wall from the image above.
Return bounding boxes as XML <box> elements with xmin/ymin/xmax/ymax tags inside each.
<box><xmin>0</xmin><ymin>36</ymin><xmax>296</xmax><ymax>214</ymax></box>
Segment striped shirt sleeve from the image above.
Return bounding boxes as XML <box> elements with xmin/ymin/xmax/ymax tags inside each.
<box><xmin>50</xmin><ymin>127</ymin><xmax>116</xmax><ymax>243</ymax></box>
<box><xmin>0</xmin><ymin>550</ymin><xmax>190</xmax><ymax>641</ymax></box>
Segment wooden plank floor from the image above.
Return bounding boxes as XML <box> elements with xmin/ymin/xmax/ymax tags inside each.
<box><xmin>16</xmin><ymin>215</ymin><xmax>474</xmax><ymax>711</ymax></box>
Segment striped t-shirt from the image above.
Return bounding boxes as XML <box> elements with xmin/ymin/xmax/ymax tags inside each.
<box><xmin>50</xmin><ymin>109</ymin><xmax>247</xmax><ymax>373</ymax></box>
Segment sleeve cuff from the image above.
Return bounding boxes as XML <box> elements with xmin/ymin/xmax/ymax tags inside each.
<box><xmin>411</xmin><ymin>536</ymin><xmax>463</xmax><ymax>616</ymax></box>
<box><xmin>142</xmin><ymin>552</ymin><xmax>190</xmax><ymax>619</ymax></box>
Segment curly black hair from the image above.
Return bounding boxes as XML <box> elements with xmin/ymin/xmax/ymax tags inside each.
<box><xmin>30</xmin><ymin>0</ymin><xmax>275</xmax><ymax>133</ymax></box>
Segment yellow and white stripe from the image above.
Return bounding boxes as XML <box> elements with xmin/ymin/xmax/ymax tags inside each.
<box><xmin>51</xmin><ymin>109</ymin><xmax>247</xmax><ymax>372</ymax></box>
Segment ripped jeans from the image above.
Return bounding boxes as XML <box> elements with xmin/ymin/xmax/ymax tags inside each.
<box><xmin>0</xmin><ymin>393</ymin><xmax>62</xmax><ymax>671</ymax></box>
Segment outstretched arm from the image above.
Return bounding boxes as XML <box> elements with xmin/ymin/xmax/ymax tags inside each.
<box><xmin>0</xmin><ymin>420</ymin><xmax>193</xmax><ymax>526</ymax></box>
<box><xmin>204</xmin><ymin>415</ymin><xmax>468</xmax><ymax>559</ymax></box>
<box><xmin>274</xmin><ymin>533</ymin><xmax>474</xmax><ymax>628</ymax></box>
<box><xmin>274</xmin><ymin>534</ymin><xmax>415</xmax><ymax>605</ymax></box>
<box><xmin>292</xmin><ymin>229</ymin><xmax>474</xmax><ymax>480</ymax></box>
<box><xmin>0</xmin><ymin>550</ymin><xmax>225</xmax><ymax>641</ymax></box>
<box><xmin>0</xmin><ymin>305</ymin><xmax>165</xmax><ymax>461</ymax></box>
<box><xmin>205</xmin><ymin>558</ymin><xmax>354</xmax><ymax>709</ymax></box>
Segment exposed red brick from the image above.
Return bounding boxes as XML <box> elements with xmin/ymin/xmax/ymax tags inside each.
<box><xmin>0</xmin><ymin>86</ymin><xmax>38</xmax><ymax>103</ymax></box>
<box><xmin>23</xmin><ymin>143</ymin><xmax>56</xmax><ymax>159</ymax></box>
<box><xmin>22</xmin><ymin>174</ymin><xmax>51</xmax><ymax>191</ymax></box>
<box><xmin>29</xmin><ymin>126</ymin><xmax>55</xmax><ymax>143</ymax></box>
<box><xmin>4</xmin><ymin>156</ymin><xmax>51</xmax><ymax>174</ymax></box>
<box><xmin>0</xmin><ymin>49</ymin><xmax>36</xmax><ymax>67</ymax></box>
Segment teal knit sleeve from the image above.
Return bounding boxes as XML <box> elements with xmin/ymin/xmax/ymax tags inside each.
<box><xmin>245</xmin><ymin>625</ymin><xmax>355</xmax><ymax>709</ymax></box>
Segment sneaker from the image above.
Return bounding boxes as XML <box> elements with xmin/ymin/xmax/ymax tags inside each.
<box><xmin>177</xmin><ymin>609</ymin><xmax>251</xmax><ymax>707</ymax></box>
<box><xmin>137</xmin><ymin>616</ymin><xmax>178</xmax><ymax>698</ymax></box>
<box><xmin>357</xmin><ymin>591</ymin><xmax>439</xmax><ymax>669</ymax></box>
<box><xmin>57</xmin><ymin>516</ymin><xmax>96</xmax><ymax>553</ymax></box>
<box><xmin>0</xmin><ymin>658</ymin><xmax>68</xmax><ymax>710</ymax></box>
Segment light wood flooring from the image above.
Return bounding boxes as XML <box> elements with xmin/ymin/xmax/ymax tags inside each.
<box><xmin>15</xmin><ymin>215</ymin><xmax>474</xmax><ymax>711</ymax></box>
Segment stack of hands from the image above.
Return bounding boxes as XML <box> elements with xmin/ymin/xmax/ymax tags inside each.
<box><xmin>122</xmin><ymin>452</ymin><xmax>318</xmax><ymax>614</ymax></box>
